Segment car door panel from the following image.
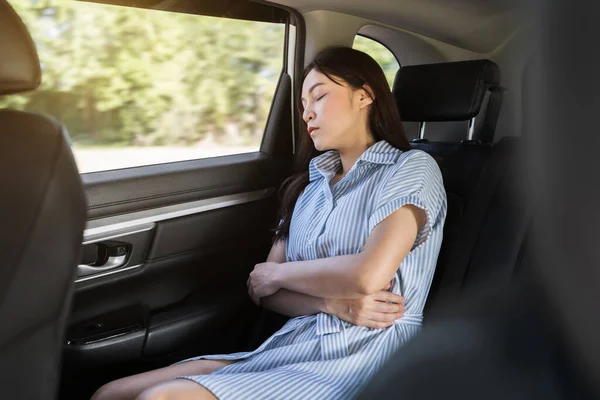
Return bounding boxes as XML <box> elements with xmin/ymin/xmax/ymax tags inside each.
<box><xmin>59</xmin><ymin>67</ymin><xmax>294</xmax><ymax>398</ymax></box>
<box><xmin>61</xmin><ymin>165</ymin><xmax>285</xmax><ymax>397</ymax></box>
<box><xmin>66</xmin><ymin>154</ymin><xmax>285</xmax><ymax>339</ymax></box>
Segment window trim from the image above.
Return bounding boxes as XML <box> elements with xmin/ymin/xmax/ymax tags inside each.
<box><xmin>82</xmin><ymin>0</ymin><xmax>288</xmax><ymax>24</ymax></box>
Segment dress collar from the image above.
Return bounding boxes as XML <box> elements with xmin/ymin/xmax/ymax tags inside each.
<box><xmin>308</xmin><ymin>140</ymin><xmax>401</xmax><ymax>182</ymax></box>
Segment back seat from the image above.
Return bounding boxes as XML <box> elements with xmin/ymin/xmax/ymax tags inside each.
<box><xmin>428</xmin><ymin>138</ymin><xmax>531</xmax><ymax>312</ymax></box>
<box><xmin>393</xmin><ymin>60</ymin><xmax>530</xmax><ymax>317</ymax></box>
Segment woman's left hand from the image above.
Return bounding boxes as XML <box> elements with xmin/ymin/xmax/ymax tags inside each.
<box><xmin>247</xmin><ymin>262</ymin><xmax>281</xmax><ymax>305</ymax></box>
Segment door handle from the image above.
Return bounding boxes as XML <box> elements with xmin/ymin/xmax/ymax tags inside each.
<box><xmin>77</xmin><ymin>243</ymin><xmax>129</xmax><ymax>277</ymax></box>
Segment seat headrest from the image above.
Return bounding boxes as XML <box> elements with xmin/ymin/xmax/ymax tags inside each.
<box><xmin>0</xmin><ymin>0</ymin><xmax>41</xmax><ymax>96</ymax></box>
<box><xmin>393</xmin><ymin>59</ymin><xmax>500</xmax><ymax>122</ymax></box>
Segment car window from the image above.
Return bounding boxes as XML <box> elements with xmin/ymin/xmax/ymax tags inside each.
<box><xmin>353</xmin><ymin>35</ymin><xmax>400</xmax><ymax>88</ymax></box>
<box><xmin>2</xmin><ymin>0</ymin><xmax>285</xmax><ymax>173</ymax></box>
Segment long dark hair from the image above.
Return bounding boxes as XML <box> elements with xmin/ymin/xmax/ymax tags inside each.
<box><xmin>273</xmin><ymin>46</ymin><xmax>411</xmax><ymax>243</ymax></box>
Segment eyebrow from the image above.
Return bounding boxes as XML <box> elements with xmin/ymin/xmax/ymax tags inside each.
<box><xmin>301</xmin><ymin>82</ymin><xmax>325</xmax><ymax>102</ymax></box>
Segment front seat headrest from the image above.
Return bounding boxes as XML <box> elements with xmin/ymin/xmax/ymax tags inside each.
<box><xmin>393</xmin><ymin>59</ymin><xmax>500</xmax><ymax>122</ymax></box>
<box><xmin>0</xmin><ymin>0</ymin><xmax>41</xmax><ymax>96</ymax></box>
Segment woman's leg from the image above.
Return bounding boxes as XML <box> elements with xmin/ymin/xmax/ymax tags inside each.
<box><xmin>136</xmin><ymin>380</ymin><xmax>218</xmax><ymax>400</ymax></box>
<box><xmin>91</xmin><ymin>359</ymin><xmax>237</xmax><ymax>400</ymax></box>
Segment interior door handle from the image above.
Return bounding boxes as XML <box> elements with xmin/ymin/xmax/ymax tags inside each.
<box><xmin>77</xmin><ymin>244</ymin><xmax>129</xmax><ymax>277</ymax></box>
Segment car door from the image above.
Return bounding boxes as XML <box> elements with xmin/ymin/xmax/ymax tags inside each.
<box><xmin>1</xmin><ymin>0</ymin><xmax>302</xmax><ymax>398</ymax></box>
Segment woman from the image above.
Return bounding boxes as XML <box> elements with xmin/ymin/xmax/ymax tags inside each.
<box><xmin>92</xmin><ymin>46</ymin><xmax>447</xmax><ymax>400</ymax></box>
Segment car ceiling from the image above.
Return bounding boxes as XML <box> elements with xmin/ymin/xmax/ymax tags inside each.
<box><xmin>267</xmin><ymin>0</ymin><xmax>524</xmax><ymax>53</ymax></box>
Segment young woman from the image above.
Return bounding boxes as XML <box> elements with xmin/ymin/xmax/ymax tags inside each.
<box><xmin>92</xmin><ymin>46</ymin><xmax>447</xmax><ymax>400</ymax></box>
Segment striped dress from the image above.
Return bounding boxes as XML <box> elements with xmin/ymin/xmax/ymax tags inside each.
<box><xmin>175</xmin><ymin>140</ymin><xmax>447</xmax><ymax>399</ymax></box>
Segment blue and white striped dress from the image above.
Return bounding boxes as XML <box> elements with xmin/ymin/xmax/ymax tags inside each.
<box><xmin>175</xmin><ymin>140</ymin><xmax>447</xmax><ymax>399</ymax></box>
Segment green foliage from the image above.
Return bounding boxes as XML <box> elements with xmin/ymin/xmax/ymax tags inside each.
<box><xmin>1</xmin><ymin>0</ymin><xmax>400</xmax><ymax>148</ymax></box>
<box><xmin>353</xmin><ymin>35</ymin><xmax>400</xmax><ymax>88</ymax></box>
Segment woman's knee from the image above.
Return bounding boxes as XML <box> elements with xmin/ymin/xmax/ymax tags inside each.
<box><xmin>136</xmin><ymin>380</ymin><xmax>216</xmax><ymax>400</ymax></box>
<box><xmin>90</xmin><ymin>381</ymin><xmax>121</xmax><ymax>400</ymax></box>
<box><xmin>91</xmin><ymin>378</ymin><xmax>135</xmax><ymax>400</ymax></box>
<box><xmin>135</xmin><ymin>385</ymin><xmax>167</xmax><ymax>400</ymax></box>
<box><xmin>90</xmin><ymin>359</ymin><xmax>232</xmax><ymax>400</ymax></box>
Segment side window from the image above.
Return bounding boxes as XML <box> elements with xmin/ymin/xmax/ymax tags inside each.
<box><xmin>3</xmin><ymin>0</ymin><xmax>286</xmax><ymax>173</ymax></box>
<box><xmin>353</xmin><ymin>35</ymin><xmax>400</xmax><ymax>88</ymax></box>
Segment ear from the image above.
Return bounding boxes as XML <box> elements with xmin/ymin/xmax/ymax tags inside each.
<box><xmin>358</xmin><ymin>85</ymin><xmax>375</xmax><ymax>109</ymax></box>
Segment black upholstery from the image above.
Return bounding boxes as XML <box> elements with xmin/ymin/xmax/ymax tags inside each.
<box><xmin>425</xmin><ymin>138</ymin><xmax>530</xmax><ymax>315</ymax></box>
<box><xmin>392</xmin><ymin>60</ymin><xmax>529</xmax><ymax>316</ymax></box>
<box><xmin>479</xmin><ymin>86</ymin><xmax>504</xmax><ymax>143</ymax></box>
<box><xmin>358</xmin><ymin>279</ymin><xmax>588</xmax><ymax>400</ymax></box>
<box><xmin>393</xmin><ymin>60</ymin><xmax>500</xmax><ymax>123</ymax></box>
<box><xmin>395</xmin><ymin>59</ymin><xmax>502</xmax><ymax>146</ymax></box>
<box><xmin>411</xmin><ymin>141</ymin><xmax>462</xmax><ymax>159</ymax></box>
<box><xmin>434</xmin><ymin>142</ymin><xmax>494</xmax><ymax>244</ymax></box>
<box><xmin>0</xmin><ymin>1</ymin><xmax>86</xmax><ymax>399</ymax></box>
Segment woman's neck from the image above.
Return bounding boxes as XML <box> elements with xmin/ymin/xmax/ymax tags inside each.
<box><xmin>336</xmin><ymin>136</ymin><xmax>376</xmax><ymax>176</ymax></box>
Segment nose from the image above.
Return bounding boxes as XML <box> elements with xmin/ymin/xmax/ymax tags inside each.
<box><xmin>303</xmin><ymin>106</ymin><xmax>315</xmax><ymax>124</ymax></box>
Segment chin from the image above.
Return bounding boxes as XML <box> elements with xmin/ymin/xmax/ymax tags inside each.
<box><xmin>311</xmin><ymin>136</ymin><xmax>333</xmax><ymax>152</ymax></box>
<box><xmin>311</xmin><ymin>137</ymin><xmax>326</xmax><ymax>151</ymax></box>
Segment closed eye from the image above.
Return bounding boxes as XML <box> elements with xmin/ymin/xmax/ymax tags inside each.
<box><xmin>316</xmin><ymin>94</ymin><xmax>327</xmax><ymax>101</ymax></box>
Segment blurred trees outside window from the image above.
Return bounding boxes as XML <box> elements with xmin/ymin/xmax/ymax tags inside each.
<box><xmin>2</xmin><ymin>1</ymin><xmax>402</xmax><ymax>172</ymax></box>
<box><xmin>353</xmin><ymin>35</ymin><xmax>400</xmax><ymax>88</ymax></box>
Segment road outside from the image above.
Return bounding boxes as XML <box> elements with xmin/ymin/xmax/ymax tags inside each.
<box><xmin>73</xmin><ymin>146</ymin><xmax>258</xmax><ymax>174</ymax></box>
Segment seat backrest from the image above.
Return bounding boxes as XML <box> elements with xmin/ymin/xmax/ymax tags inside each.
<box><xmin>0</xmin><ymin>1</ymin><xmax>86</xmax><ymax>399</ymax></box>
<box><xmin>393</xmin><ymin>59</ymin><xmax>502</xmax><ymax>155</ymax></box>
<box><xmin>392</xmin><ymin>59</ymin><xmax>529</xmax><ymax>316</ymax></box>
<box><xmin>425</xmin><ymin>137</ymin><xmax>531</xmax><ymax>315</ymax></box>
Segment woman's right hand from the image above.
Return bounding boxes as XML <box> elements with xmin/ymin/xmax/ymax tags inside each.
<box><xmin>324</xmin><ymin>284</ymin><xmax>406</xmax><ymax>329</ymax></box>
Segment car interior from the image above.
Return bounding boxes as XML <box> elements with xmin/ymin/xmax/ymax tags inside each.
<box><xmin>2</xmin><ymin>0</ymin><xmax>582</xmax><ymax>399</ymax></box>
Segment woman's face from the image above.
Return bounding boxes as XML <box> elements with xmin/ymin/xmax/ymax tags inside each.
<box><xmin>301</xmin><ymin>69</ymin><xmax>373</xmax><ymax>152</ymax></box>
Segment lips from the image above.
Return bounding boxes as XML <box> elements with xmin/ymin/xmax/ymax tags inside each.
<box><xmin>308</xmin><ymin>126</ymin><xmax>319</xmax><ymax>135</ymax></box>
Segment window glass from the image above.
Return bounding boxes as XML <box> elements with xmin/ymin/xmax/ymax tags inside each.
<box><xmin>3</xmin><ymin>0</ymin><xmax>286</xmax><ymax>173</ymax></box>
<box><xmin>353</xmin><ymin>35</ymin><xmax>399</xmax><ymax>88</ymax></box>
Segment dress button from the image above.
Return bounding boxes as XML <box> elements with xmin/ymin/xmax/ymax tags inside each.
<box><xmin>307</xmin><ymin>238</ymin><xmax>312</xmax><ymax>245</ymax></box>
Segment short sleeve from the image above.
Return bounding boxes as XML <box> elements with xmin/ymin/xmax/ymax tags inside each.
<box><xmin>368</xmin><ymin>151</ymin><xmax>447</xmax><ymax>250</ymax></box>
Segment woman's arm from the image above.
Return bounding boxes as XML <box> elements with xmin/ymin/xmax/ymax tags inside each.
<box><xmin>265</xmin><ymin>238</ymin><xmax>287</xmax><ymax>264</ymax></box>
<box><xmin>261</xmin><ymin>287</ymin><xmax>405</xmax><ymax>329</ymax></box>
<box><xmin>250</xmin><ymin>205</ymin><xmax>426</xmax><ymax>299</ymax></box>
<box><xmin>256</xmin><ymin>239</ymin><xmax>406</xmax><ymax>326</ymax></box>
<box><xmin>258</xmin><ymin>239</ymin><xmax>326</xmax><ymax>316</ymax></box>
<box><xmin>260</xmin><ymin>289</ymin><xmax>326</xmax><ymax>317</ymax></box>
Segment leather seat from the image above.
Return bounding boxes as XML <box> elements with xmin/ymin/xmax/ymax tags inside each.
<box><xmin>0</xmin><ymin>1</ymin><xmax>86</xmax><ymax>398</ymax></box>
<box><xmin>394</xmin><ymin>59</ymin><xmax>502</xmax><ymax>153</ymax></box>
<box><xmin>425</xmin><ymin>137</ymin><xmax>530</xmax><ymax>313</ymax></box>
<box><xmin>392</xmin><ymin>59</ymin><xmax>529</xmax><ymax>315</ymax></box>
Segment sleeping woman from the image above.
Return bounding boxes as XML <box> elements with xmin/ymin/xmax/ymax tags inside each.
<box><xmin>92</xmin><ymin>46</ymin><xmax>447</xmax><ymax>400</ymax></box>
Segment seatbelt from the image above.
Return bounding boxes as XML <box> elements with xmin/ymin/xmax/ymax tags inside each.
<box><xmin>431</xmin><ymin>138</ymin><xmax>516</xmax><ymax>308</ymax></box>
